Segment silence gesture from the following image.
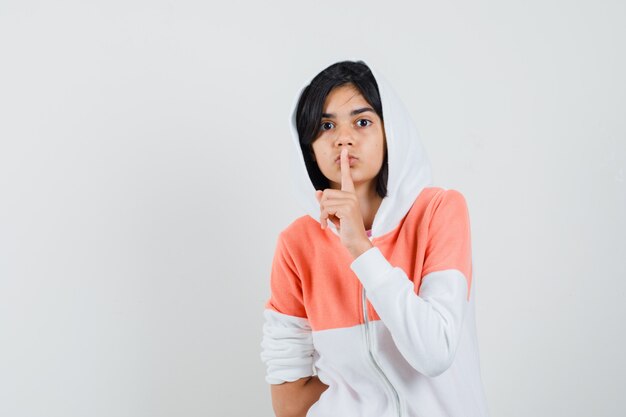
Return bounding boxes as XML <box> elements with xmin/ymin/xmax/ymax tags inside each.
<box><xmin>315</xmin><ymin>148</ymin><xmax>373</xmax><ymax>259</ymax></box>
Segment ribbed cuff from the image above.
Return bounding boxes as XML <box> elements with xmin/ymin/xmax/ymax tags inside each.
<box><xmin>350</xmin><ymin>246</ymin><xmax>394</xmax><ymax>292</ymax></box>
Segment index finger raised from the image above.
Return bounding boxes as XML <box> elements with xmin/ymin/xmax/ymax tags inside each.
<box><xmin>340</xmin><ymin>148</ymin><xmax>355</xmax><ymax>192</ymax></box>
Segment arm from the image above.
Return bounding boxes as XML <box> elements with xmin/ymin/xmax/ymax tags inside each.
<box><xmin>261</xmin><ymin>234</ymin><xmax>327</xmax><ymax>416</ymax></box>
<box><xmin>350</xmin><ymin>190</ymin><xmax>472</xmax><ymax>377</ymax></box>
<box><xmin>352</xmin><ymin>249</ymin><xmax>468</xmax><ymax>377</ymax></box>
<box><xmin>261</xmin><ymin>310</ymin><xmax>327</xmax><ymax>417</ymax></box>
<box><xmin>270</xmin><ymin>376</ymin><xmax>329</xmax><ymax>417</ymax></box>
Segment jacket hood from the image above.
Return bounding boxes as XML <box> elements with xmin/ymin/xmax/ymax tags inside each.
<box><xmin>287</xmin><ymin>61</ymin><xmax>433</xmax><ymax>239</ymax></box>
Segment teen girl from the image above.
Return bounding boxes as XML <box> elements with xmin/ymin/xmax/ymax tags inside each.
<box><xmin>261</xmin><ymin>60</ymin><xmax>490</xmax><ymax>417</ymax></box>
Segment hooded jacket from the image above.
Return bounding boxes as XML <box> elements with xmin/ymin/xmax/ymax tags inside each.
<box><xmin>260</xmin><ymin>61</ymin><xmax>490</xmax><ymax>417</ymax></box>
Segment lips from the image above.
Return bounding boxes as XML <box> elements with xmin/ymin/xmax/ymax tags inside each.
<box><xmin>335</xmin><ymin>154</ymin><xmax>358</xmax><ymax>163</ymax></box>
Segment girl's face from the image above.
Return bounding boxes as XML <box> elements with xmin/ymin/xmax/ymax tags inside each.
<box><xmin>311</xmin><ymin>84</ymin><xmax>386</xmax><ymax>191</ymax></box>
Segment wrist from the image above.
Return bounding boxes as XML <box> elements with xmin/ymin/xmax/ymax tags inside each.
<box><xmin>349</xmin><ymin>239</ymin><xmax>374</xmax><ymax>260</ymax></box>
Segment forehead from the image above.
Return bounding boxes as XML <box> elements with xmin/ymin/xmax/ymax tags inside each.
<box><xmin>322</xmin><ymin>84</ymin><xmax>370</xmax><ymax>113</ymax></box>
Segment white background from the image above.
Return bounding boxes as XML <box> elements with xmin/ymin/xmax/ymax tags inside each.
<box><xmin>1</xmin><ymin>1</ymin><xmax>625</xmax><ymax>416</ymax></box>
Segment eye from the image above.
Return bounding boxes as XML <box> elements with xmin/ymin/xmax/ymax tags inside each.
<box><xmin>320</xmin><ymin>121</ymin><xmax>334</xmax><ymax>131</ymax></box>
<box><xmin>356</xmin><ymin>119</ymin><xmax>372</xmax><ymax>127</ymax></box>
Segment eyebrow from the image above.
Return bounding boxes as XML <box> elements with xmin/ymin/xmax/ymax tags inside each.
<box><xmin>321</xmin><ymin>107</ymin><xmax>376</xmax><ymax>118</ymax></box>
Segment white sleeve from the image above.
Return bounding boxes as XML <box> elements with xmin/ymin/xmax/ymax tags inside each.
<box><xmin>350</xmin><ymin>246</ymin><xmax>469</xmax><ymax>377</ymax></box>
<box><xmin>260</xmin><ymin>309</ymin><xmax>315</xmax><ymax>384</ymax></box>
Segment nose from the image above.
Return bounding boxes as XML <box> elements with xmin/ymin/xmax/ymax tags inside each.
<box><xmin>333</xmin><ymin>125</ymin><xmax>354</xmax><ymax>148</ymax></box>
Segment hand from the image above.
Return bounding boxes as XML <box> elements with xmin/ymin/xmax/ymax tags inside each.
<box><xmin>315</xmin><ymin>148</ymin><xmax>373</xmax><ymax>259</ymax></box>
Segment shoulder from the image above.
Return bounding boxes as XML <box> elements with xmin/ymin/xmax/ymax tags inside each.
<box><xmin>434</xmin><ymin>187</ymin><xmax>467</xmax><ymax>207</ymax></box>
<box><xmin>407</xmin><ymin>186</ymin><xmax>468</xmax><ymax>216</ymax></box>
<box><xmin>405</xmin><ymin>186</ymin><xmax>470</xmax><ymax>227</ymax></box>
<box><xmin>426</xmin><ymin>188</ymin><xmax>471</xmax><ymax>231</ymax></box>
<box><xmin>272</xmin><ymin>215</ymin><xmax>328</xmax><ymax>268</ymax></box>
<box><xmin>276</xmin><ymin>215</ymin><xmax>321</xmax><ymax>246</ymax></box>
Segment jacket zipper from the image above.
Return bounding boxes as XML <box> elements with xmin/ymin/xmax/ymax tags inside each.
<box><xmin>362</xmin><ymin>286</ymin><xmax>402</xmax><ymax>417</ymax></box>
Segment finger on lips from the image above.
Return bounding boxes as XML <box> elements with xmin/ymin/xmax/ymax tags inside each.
<box><xmin>316</xmin><ymin>148</ymin><xmax>355</xmax><ymax>230</ymax></box>
<box><xmin>341</xmin><ymin>147</ymin><xmax>355</xmax><ymax>193</ymax></box>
